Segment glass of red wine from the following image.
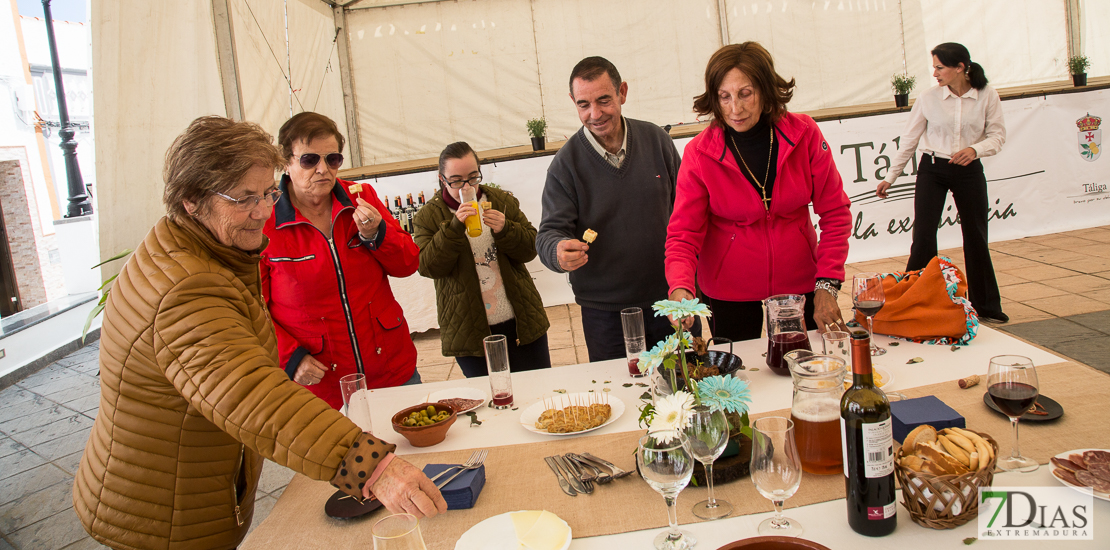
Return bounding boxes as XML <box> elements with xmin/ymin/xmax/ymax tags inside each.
<box><xmin>987</xmin><ymin>355</ymin><xmax>1039</xmax><ymax>472</ymax></box>
<box><xmin>852</xmin><ymin>273</ymin><xmax>886</xmax><ymax>356</ymax></box>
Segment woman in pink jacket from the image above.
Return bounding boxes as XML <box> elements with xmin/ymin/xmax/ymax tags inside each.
<box><xmin>665</xmin><ymin>42</ymin><xmax>852</xmax><ymax>341</ymax></box>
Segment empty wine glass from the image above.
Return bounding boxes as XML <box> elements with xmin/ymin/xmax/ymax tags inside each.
<box><xmin>852</xmin><ymin>273</ymin><xmax>887</xmax><ymax>356</ymax></box>
<box><xmin>751</xmin><ymin>416</ymin><xmax>803</xmax><ymax>537</ymax></box>
<box><xmin>684</xmin><ymin>405</ymin><xmax>732</xmax><ymax>520</ymax></box>
<box><xmin>987</xmin><ymin>355</ymin><xmax>1039</xmax><ymax>473</ymax></box>
<box><xmin>372</xmin><ymin>513</ymin><xmax>427</xmax><ymax>550</ymax></box>
<box><xmin>637</xmin><ymin>431</ymin><xmax>696</xmax><ymax>549</ymax></box>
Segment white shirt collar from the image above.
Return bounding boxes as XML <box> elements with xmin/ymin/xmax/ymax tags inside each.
<box><xmin>582</xmin><ymin>117</ymin><xmax>628</xmax><ymax>167</ymax></box>
<box><xmin>941</xmin><ymin>85</ymin><xmax>979</xmax><ymax>100</ymax></box>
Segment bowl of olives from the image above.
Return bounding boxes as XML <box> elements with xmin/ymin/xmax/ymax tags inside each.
<box><xmin>390</xmin><ymin>403</ymin><xmax>458</xmax><ymax>447</ymax></box>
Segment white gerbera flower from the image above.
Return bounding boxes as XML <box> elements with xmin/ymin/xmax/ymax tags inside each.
<box><xmin>648</xmin><ymin>391</ymin><xmax>695</xmax><ymax>443</ymax></box>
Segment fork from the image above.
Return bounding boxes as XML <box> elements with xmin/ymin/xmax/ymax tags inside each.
<box><xmin>429</xmin><ymin>449</ymin><xmax>484</xmax><ymax>483</ymax></box>
<box><xmin>435</xmin><ymin>449</ymin><xmax>488</xmax><ymax>489</ymax></box>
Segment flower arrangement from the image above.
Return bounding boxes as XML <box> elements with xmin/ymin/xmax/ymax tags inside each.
<box><xmin>637</xmin><ymin>298</ymin><xmax>752</xmax><ymax>443</ymax></box>
<box><xmin>1067</xmin><ymin>55</ymin><xmax>1090</xmax><ymax>75</ymax></box>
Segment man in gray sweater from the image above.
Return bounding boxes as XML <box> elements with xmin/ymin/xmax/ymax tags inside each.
<box><xmin>537</xmin><ymin>57</ymin><xmax>696</xmax><ymax>362</ymax></box>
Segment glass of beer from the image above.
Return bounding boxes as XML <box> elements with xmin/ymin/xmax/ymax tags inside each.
<box><xmin>789</xmin><ymin>354</ymin><xmax>845</xmax><ymax>475</ymax></box>
<box><xmin>460</xmin><ymin>186</ymin><xmax>482</xmax><ymax>237</ymax></box>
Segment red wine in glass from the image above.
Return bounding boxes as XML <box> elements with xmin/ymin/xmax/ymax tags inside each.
<box><xmin>492</xmin><ymin>392</ymin><xmax>513</xmax><ymax>407</ymax></box>
<box><xmin>767</xmin><ymin>331</ymin><xmax>812</xmax><ymax>375</ymax></box>
<box><xmin>988</xmin><ymin>381</ymin><xmax>1039</xmax><ymax>417</ymax></box>
<box><xmin>627</xmin><ymin>357</ymin><xmax>641</xmax><ymax>376</ymax></box>
<box><xmin>854</xmin><ymin>300</ymin><xmax>884</xmax><ymax>318</ymax></box>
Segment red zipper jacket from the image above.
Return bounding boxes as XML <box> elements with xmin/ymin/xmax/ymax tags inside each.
<box><xmin>665</xmin><ymin>112</ymin><xmax>851</xmax><ymax>302</ymax></box>
<box><xmin>261</xmin><ymin>176</ymin><xmax>418</xmax><ymax>408</ymax></box>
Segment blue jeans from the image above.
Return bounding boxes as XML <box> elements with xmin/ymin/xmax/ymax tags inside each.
<box><xmin>455</xmin><ymin>318</ymin><xmax>552</xmax><ymax>378</ymax></box>
<box><xmin>402</xmin><ymin>369</ymin><xmax>422</xmax><ymax>385</ymax></box>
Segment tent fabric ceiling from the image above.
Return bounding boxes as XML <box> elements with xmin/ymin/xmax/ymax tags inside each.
<box><xmin>93</xmin><ymin>0</ymin><xmax>1093</xmax><ymax>267</ymax></box>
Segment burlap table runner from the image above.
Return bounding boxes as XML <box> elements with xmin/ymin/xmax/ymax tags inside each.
<box><xmin>241</xmin><ymin>361</ymin><xmax>1108</xmax><ymax>550</ymax></box>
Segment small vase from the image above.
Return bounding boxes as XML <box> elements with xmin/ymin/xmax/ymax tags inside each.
<box><xmin>894</xmin><ymin>93</ymin><xmax>909</xmax><ymax>108</ymax></box>
<box><xmin>530</xmin><ymin>136</ymin><xmax>546</xmax><ymax>151</ymax></box>
<box><xmin>1072</xmin><ymin>73</ymin><xmax>1087</xmax><ymax>87</ymax></box>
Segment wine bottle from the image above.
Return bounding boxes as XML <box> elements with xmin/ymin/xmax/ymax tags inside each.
<box><xmin>841</xmin><ymin>329</ymin><xmax>896</xmax><ymax>536</ymax></box>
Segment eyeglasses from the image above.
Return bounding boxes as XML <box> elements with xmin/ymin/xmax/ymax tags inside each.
<box><xmin>215</xmin><ymin>189</ymin><xmax>283</xmax><ymax>211</ymax></box>
<box><xmin>440</xmin><ymin>172</ymin><xmax>483</xmax><ymax>189</ymax></box>
<box><xmin>297</xmin><ymin>152</ymin><xmax>344</xmax><ymax>170</ymax></box>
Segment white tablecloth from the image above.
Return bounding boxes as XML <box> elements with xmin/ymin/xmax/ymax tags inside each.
<box><xmin>343</xmin><ymin>327</ymin><xmax>1110</xmax><ymax>548</ymax></box>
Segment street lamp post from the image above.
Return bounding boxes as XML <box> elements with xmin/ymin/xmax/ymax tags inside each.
<box><xmin>42</xmin><ymin>0</ymin><xmax>92</xmax><ymax>217</ymax></box>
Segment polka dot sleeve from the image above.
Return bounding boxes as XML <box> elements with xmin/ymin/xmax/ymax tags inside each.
<box><xmin>329</xmin><ymin>432</ymin><xmax>397</xmax><ymax>498</ymax></box>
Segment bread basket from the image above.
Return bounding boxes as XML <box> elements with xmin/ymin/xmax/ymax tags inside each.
<box><xmin>894</xmin><ymin>430</ymin><xmax>999</xmax><ymax>529</ymax></box>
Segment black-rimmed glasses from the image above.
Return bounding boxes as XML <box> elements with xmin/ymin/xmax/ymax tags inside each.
<box><xmin>215</xmin><ymin>189</ymin><xmax>283</xmax><ymax>211</ymax></box>
<box><xmin>297</xmin><ymin>152</ymin><xmax>344</xmax><ymax>170</ymax></box>
<box><xmin>440</xmin><ymin>172</ymin><xmax>483</xmax><ymax>189</ymax></box>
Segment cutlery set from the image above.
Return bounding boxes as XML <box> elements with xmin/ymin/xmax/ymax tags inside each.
<box><xmin>432</xmin><ymin>449</ymin><xmax>488</xmax><ymax>489</ymax></box>
<box><xmin>544</xmin><ymin>452</ymin><xmax>632</xmax><ymax>496</ymax></box>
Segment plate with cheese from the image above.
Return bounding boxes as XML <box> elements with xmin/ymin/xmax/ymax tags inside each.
<box><xmin>455</xmin><ymin>510</ymin><xmax>571</xmax><ymax>550</ymax></box>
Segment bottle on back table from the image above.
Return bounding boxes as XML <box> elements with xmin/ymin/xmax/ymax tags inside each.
<box><xmin>841</xmin><ymin>329</ymin><xmax>896</xmax><ymax>536</ymax></box>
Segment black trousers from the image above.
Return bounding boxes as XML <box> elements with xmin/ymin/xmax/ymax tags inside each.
<box><xmin>906</xmin><ymin>154</ymin><xmax>1003</xmax><ymax>316</ymax></box>
<box><xmin>705</xmin><ymin>292</ymin><xmax>817</xmax><ymax>342</ymax></box>
<box><xmin>455</xmin><ymin>318</ymin><xmax>552</xmax><ymax>378</ymax></box>
<box><xmin>580</xmin><ymin>305</ymin><xmax>703</xmax><ymax>363</ymax></box>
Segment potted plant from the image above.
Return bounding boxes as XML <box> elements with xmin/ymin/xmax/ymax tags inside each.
<box><xmin>1068</xmin><ymin>55</ymin><xmax>1090</xmax><ymax>87</ymax></box>
<box><xmin>526</xmin><ymin>117</ymin><xmax>547</xmax><ymax>151</ymax></box>
<box><xmin>891</xmin><ymin>73</ymin><xmax>916</xmax><ymax>108</ymax></box>
<box><xmin>637</xmin><ymin>298</ymin><xmax>753</xmax><ymax>484</ymax></box>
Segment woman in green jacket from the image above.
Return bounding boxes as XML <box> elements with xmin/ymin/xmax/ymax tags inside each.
<box><xmin>413</xmin><ymin>142</ymin><xmax>551</xmax><ymax>377</ymax></box>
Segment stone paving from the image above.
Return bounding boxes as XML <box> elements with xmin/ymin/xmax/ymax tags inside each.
<box><xmin>3</xmin><ymin>226</ymin><xmax>1110</xmax><ymax>548</ymax></box>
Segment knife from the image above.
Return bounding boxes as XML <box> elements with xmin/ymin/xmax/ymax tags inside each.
<box><xmin>579</xmin><ymin>452</ymin><xmax>634</xmax><ymax>479</ymax></box>
<box><xmin>555</xmin><ymin>455</ymin><xmax>591</xmax><ymax>494</ymax></box>
<box><xmin>544</xmin><ymin>456</ymin><xmax>577</xmax><ymax>496</ymax></box>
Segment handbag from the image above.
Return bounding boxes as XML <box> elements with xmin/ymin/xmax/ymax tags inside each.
<box><xmin>853</xmin><ymin>256</ymin><xmax>979</xmax><ymax>345</ymax></box>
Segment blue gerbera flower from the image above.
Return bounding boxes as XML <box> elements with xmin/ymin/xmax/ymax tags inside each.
<box><xmin>638</xmin><ymin>338</ymin><xmax>677</xmax><ymax>375</ymax></box>
<box><xmin>697</xmin><ymin>375</ymin><xmax>752</xmax><ymax>415</ymax></box>
<box><xmin>652</xmin><ymin>298</ymin><xmax>712</xmax><ymax>321</ymax></box>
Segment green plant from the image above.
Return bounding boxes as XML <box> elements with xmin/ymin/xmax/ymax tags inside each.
<box><xmin>82</xmin><ymin>249</ymin><xmax>133</xmax><ymax>343</ymax></box>
<box><xmin>891</xmin><ymin>73</ymin><xmax>916</xmax><ymax>95</ymax></box>
<box><xmin>1068</xmin><ymin>55</ymin><xmax>1090</xmax><ymax>75</ymax></box>
<box><xmin>526</xmin><ymin>117</ymin><xmax>547</xmax><ymax>138</ymax></box>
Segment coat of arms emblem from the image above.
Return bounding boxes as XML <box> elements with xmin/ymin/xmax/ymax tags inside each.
<box><xmin>1077</xmin><ymin>113</ymin><xmax>1101</xmax><ymax>161</ymax></box>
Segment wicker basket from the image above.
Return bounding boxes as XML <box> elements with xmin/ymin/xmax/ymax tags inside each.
<box><xmin>893</xmin><ymin>430</ymin><xmax>999</xmax><ymax>529</ymax></box>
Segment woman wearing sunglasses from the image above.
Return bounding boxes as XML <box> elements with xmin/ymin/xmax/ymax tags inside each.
<box><xmin>412</xmin><ymin>142</ymin><xmax>551</xmax><ymax>377</ymax></box>
<box><xmin>261</xmin><ymin>112</ymin><xmax>421</xmax><ymax>409</ymax></box>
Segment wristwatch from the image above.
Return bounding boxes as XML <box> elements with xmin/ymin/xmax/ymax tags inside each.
<box><xmin>815</xmin><ymin>279</ymin><xmax>841</xmax><ymax>300</ymax></box>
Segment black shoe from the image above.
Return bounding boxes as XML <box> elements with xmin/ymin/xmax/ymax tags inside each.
<box><xmin>980</xmin><ymin>311</ymin><xmax>1009</xmax><ymax>323</ymax></box>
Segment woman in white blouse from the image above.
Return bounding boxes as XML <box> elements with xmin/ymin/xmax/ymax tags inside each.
<box><xmin>876</xmin><ymin>42</ymin><xmax>1007</xmax><ymax>323</ymax></box>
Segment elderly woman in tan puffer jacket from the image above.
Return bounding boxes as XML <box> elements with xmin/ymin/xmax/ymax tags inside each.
<box><xmin>73</xmin><ymin>116</ymin><xmax>445</xmax><ymax>550</ymax></box>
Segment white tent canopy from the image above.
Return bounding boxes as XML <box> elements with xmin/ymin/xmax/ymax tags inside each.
<box><xmin>92</xmin><ymin>0</ymin><xmax>1108</xmax><ymax>266</ymax></box>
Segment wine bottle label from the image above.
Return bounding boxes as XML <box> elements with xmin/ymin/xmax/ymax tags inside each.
<box><xmin>861</xmin><ymin>418</ymin><xmax>894</xmax><ymax>478</ymax></box>
<box><xmin>839</xmin><ymin>417</ymin><xmax>894</xmax><ymax>478</ymax></box>
<box><xmin>867</xmin><ymin>502</ymin><xmax>896</xmax><ymax>520</ymax></box>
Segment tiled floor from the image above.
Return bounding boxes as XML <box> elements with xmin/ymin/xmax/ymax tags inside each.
<box><xmin>3</xmin><ymin>225</ymin><xmax>1110</xmax><ymax>548</ymax></box>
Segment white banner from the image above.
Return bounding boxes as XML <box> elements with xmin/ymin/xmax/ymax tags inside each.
<box><xmin>360</xmin><ymin>87</ymin><xmax>1110</xmax><ymax>332</ymax></box>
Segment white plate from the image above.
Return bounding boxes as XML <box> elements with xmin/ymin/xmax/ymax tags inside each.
<box><xmin>426</xmin><ymin>387</ymin><xmax>487</xmax><ymax>413</ymax></box>
<box><xmin>455</xmin><ymin>510</ymin><xmax>571</xmax><ymax>550</ymax></box>
<box><xmin>518</xmin><ymin>392</ymin><xmax>625</xmax><ymax>436</ymax></box>
<box><xmin>1051</xmin><ymin>448</ymin><xmax>1110</xmax><ymax>502</ymax></box>
<box><xmin>842</xmin><ymin>367</ymin><xmax>894</xmax><ymax>390</ymax></box>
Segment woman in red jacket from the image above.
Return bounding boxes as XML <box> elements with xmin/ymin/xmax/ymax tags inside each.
<box><xmin>665</xmin><ymin>43</ymin><xmax>852</xmax><ymax>341</ymax></box>
<box><xmin>261</xmin><ymin>112</ymin><xmax>420</xmax><ymax>409</ymax></box>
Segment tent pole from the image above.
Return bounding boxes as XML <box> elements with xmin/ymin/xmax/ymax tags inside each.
<box><xmin>333</xmin><ymin>5</ymin><xmax>363</xmax><ymax>167</ymax></box>
<box><xmin>211</xmin><ymin>0</ymin><xmax>244</xmax><ymax>121</ymax></box>
<box><xmin>1064</xmin><ymin>0</ymin><xmax>1081</xmax><ymax>60</ymax></box>
<box><xmin>716</xmin><ymin>0</ymin><xmax>729</xmax><ymax>47</ymax></box>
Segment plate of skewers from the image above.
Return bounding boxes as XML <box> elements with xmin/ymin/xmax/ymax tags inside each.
<box><xmin>519</xmin><ymin>392</ymin><xmax>624</xmax><ymax>436</ymax></box>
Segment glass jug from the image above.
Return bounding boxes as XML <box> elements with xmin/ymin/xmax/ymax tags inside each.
<box><xmin>765</xmin><ymin>294</ymin><xmax>811</xmax><ymax>376</ymax></box>
<box><xmin>789</xmin><ymin>354</ymin><xmax>846</xmax><ymax>475</ymax></box>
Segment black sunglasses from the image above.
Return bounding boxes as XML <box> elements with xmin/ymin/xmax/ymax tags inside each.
<box><xmin>297</xmin><ymin>152</ymin><xmax>344</xmax><ymax>170</ymax></box>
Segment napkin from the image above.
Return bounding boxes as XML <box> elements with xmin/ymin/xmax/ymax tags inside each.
<box><xmin>890</xmin><ymin>395</ymin><xmax>965</xmax><ymax>444</ymax></box>
<box><xmin>423</xmin><ymin>463</ymin><xmax>486</xmax><ymax>510</ymax></box>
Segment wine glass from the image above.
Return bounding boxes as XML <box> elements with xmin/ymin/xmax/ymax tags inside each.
<box><xmin>852</xmin><ymin>273</ymin><xmax>887</xmax><ymax>356</ymax></box>
<box><xmin>637</xmin><ymin>431</ymin><xmax>696</xmax><ymax>549</ymax></box>
<box><xmin>751</xmin><ymin>416</ymin><xmax>803</xmax><ymax>537</ymax></box>
<box><xmin>372</xmin><ymin>513</ymin><xmax>427</xmax><ymax>550</ymax></box>
<box><xmin>684</xmin><ymin>405</ymin><xmax>732</xmax><ymax>520</ymax></box>
<box><xmin>987</xmin><ymin>355</ymin><xmax>1039</xmax><ymax>473</ymax></box>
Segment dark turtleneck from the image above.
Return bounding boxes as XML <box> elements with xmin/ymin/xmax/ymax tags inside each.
<box><xmin>724</xmin><ymin>114</ymin><xmax>779</xmax><ymax>208</ymax></box>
